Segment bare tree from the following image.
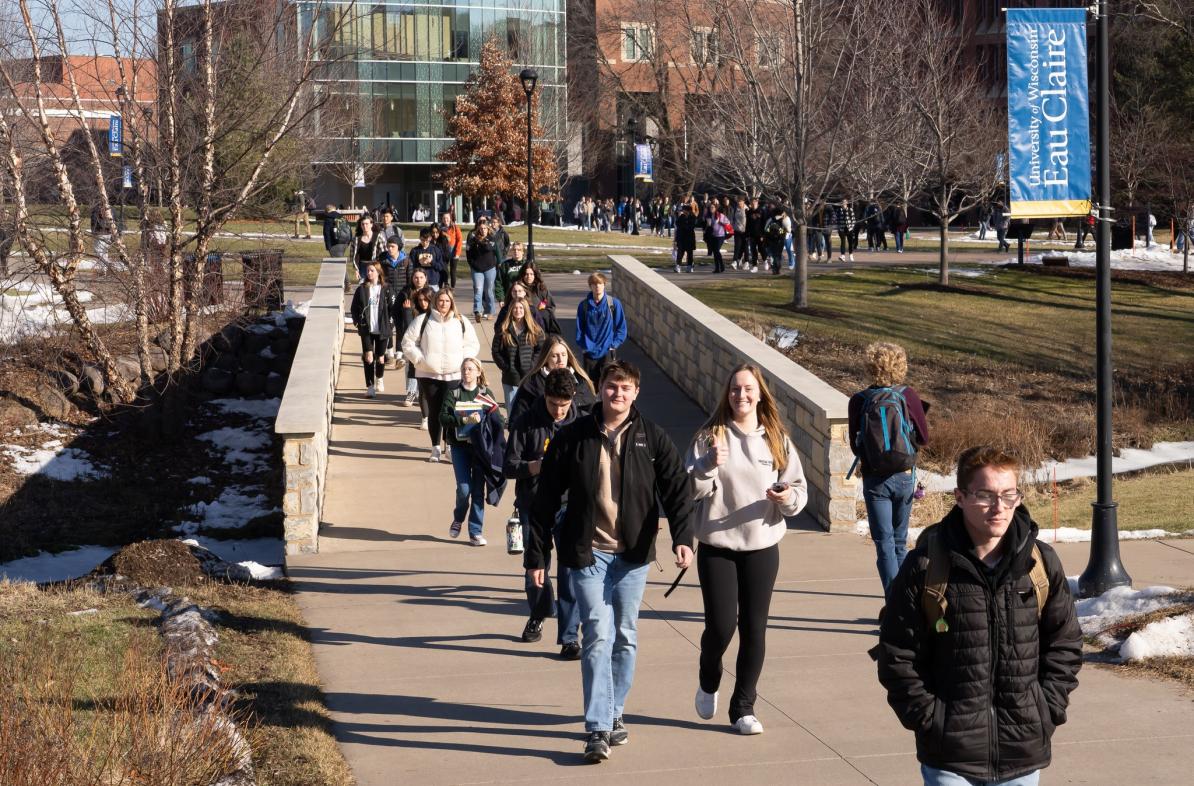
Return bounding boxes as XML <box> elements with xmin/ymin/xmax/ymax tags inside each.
<box><xmin>891</xmin><ymin>0</ymin><xmax>1001</xmax><ymax>286</ymax></box>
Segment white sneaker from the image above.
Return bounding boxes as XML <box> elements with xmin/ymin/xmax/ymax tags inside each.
<box><xmin>470</xmin><ymin>535</ymin><xmax>487</xmax><ymax>547</ymax></box>
<box><xmin>366</xmin><ymin>385</ymin><xmax>375</xmax><ymax>398</ymax></box>
<box><xmin>733</xmin><ymin>715</ymin><xmax>764</xmax><ymax>735</ymax></box>
<box><xmin>674</xmin><ymin>264</ymin><xmax>681</xmax><ymax>273</ymax></box>
<box><xmin>375</xmin><ymin>378</ymin><xmax>384</xmax><ymax>393</ymax></box>
<box><xmin>695</xmin><ymin>687</ymin><xmax>718</xmax><ymax>720</ymax></box>
<box><xmin>750</xmin><ymin>266</ymin><xmax>758</xmax><ymax>273</ymax></box>
<box><xmin>419</xmin><ymin>417</ymin><xmax>428</xmax><ymax>430</ymax></box>
<box><xmin>848</xmin><ymin>253</ymin><xmax>855</xmax><ymax>262</ymax></box>
<box><xmin>404</xmin><ymin>392</ymin><xmax>417</xmax><ymax>407</ymax></box>
<box><xmin>731</xmin><ymin>260</ymin><xmax>738</xmax><ymax>270</ymax></box>
<box><xmin>429</xmin><ymin>446</ymin><xmax>441</xmax><ymax>462</ymax></box>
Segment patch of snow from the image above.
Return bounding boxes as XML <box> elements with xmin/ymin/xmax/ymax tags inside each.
<box><xmin>1075</xmin><ymin>584</ymin><xmax>1182</xmax><ymax>636</ymax></box>
<box><xmin>854</xmin><ymin>521</ymin><xmax>1177</xmax><ymax>545</ymax></box>
<box><xmin>3</xmin><ymin>442</ymin><xmax>108</xmax><ymax>480</ymax></box>
<box><xmin>180</xmin><ymin>536</ymin><xmax>283</xmax><ymax>566</ymax></box>
<box><xmin>913</xmin><ymin>441</ymin><xmax>1194</xmax><ymax>493</ymax></box>
<box><xmin>67</xmin><ymin>608</ymin><xmax>98</xmax><ymax>616</ymax></box>
<box><xmin>281</xmin><ymin>300</ymin><xmax>309</xmax><ymax>319</ymax></box>
<box><xmin>206</xmin><ymin>398</ymin><xmax>280</xmax><ymax>420</ymax></box>
<box><xmin>0</xmin><ymin>283</ymin><xmax>130</xmax><ymax>343</ymax></box>
<box><xmin>237</xmin><ymin>561</ymin><xmax>283</xmax><ymax>580</ymax></box>
<box><xmin>181</xmin><ymin>487</ymin><xmax>277</xmax><ymax>533</ymax></box>
<box><xmin>138</xmin><ymin>595</ymin><xmax>168</xmax><ymax>612</ymax></box>
<box><xmin>196</xmin><ymin>427</ymin><xmax>271</xmax><ymax>465</ymax></box>
<box><xmin>187</xmin><ymin>476</ymin><xmax>212</xmax><ymax>485</ymax></box>
<box><xmin>1120</xmin><ymin>613</ymin><xmax>1194</xmax><ymax>661</ymax></box>
<box><xmin>0</xmin><ymin>545</ymin><xmax>116</xmax><ymax>583</ymax></box>
<box><xmin>767</xmin><ymin>327</ymin><xmax>800</xmax><ymax>350</ymax></box>
<box><xmin>1028</xmin><ymin>246</ymin><xmax>1191</xmax><ymax>273</ymax></box>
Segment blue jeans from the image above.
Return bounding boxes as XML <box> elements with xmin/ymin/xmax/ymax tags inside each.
<box><xmin>449</xmin><ymin>444</ymin><xmax>485</xmax><ymax>537</ymax></box>
<box><xmin>921</xmin><ymin>765</ymin><xmax>1039</xmax><ymax>786</ymax></box>
<box><xmin>784</xmin><ymin>235</ymin><xmax>796</xmax><ymax>268</ymax></box>
<box><xmin>471</xmin><ymin>267</ymin><xmax>496</xmax><ymax>316</ymax></box>
<box><xmin>571</xmin><ymin>550</ymin><xmax>650</xmax><ymax>731</ymax></box>
<box><xmin>502</xmin><ymin>383</ymin><xmax>518</xmax><ymax>412</ymax></box>
<box><xmin>895</xmin><ymin>226</ymin><xmax>906</xmax><ymax>252</ymax></box>
<box><xmin>863</xmin><ymin>470</ymin><xmax>915</xmax><ymax>594</ymax></box>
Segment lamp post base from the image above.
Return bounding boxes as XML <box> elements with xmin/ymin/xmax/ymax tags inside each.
<box><xmin>1078</xmin><ymin>501</ymin><xmax>1132</xmax><ymax>598</ymax></box>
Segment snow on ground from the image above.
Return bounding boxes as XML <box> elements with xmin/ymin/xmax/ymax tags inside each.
<box><xmin>196</xmin><ymin>427</ymin><xmax>271</xmax><ymax>465</ymax></box>
<box><xmin>187</xmin><ymin>476</ymin><xmax>212</xmax><ymax>485</ymax></box>
<box><xmin>0</xmin><ymin>545</ymin><xmax>116</xmax><ymax>583</ymax></box>
<box><xmin>3</xmin><ymin>427</ymin><xmax>108</xmax><ymax>480</ymax></box>
<box><xmin>206</xmin><ymin>398</ymin><xmax>280</xmax><ymax>420</ymax></box>
<box><xmin>0</xmin><ymin>281</ymin><xmax>131</xmax><ymax>343</ymax></box>
<box><xmin>236</xmin><ymin>561</ymin><xmax>284</xmax><ymax>580</ymax></box>
<box><xmin>913</xmin><ymin>441</ymin><xmax>1194</xmax><ymax>494</ymax></box>
<box><xmin>852</xmin><ymin>520</ymin><xmax>1177</xmax><ymax>544</ymax></box>
<box><xmin>1072</xmin><ymin>582</ymin><xmax>1184</xmax><ymax>636</ymax></box>
<box><xmin>181</xmin><ymin>487</ymin><xmax>277</xmax><ymax>533</ymax></box>
<box><xmin>1120</xmin><ymin>613</ymin><xmax>1194</xmax><ymax>661</ymax></box>
<box><xmin>180</xmin><ymin>536</ymin><xmax>283</xmax><ymax>566</ymax></box>
<box><xmin>1028</xmin><ymin>243</ymin><xmax>1191</xmax><ymax>272</ymax></box>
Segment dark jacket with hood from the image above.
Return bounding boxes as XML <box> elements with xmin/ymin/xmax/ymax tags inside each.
<box><xmin>874</xmin><ymin>506</ymin><xmax>1083</xmax><ymax>782</ymax></box>
<box><xmin>509</xmin><ymin>368</ymin><xmax>597</xmax><ymax>426</ymax></box>
<box><xmin>350</xmin><ymin>282</ymin><xmax>395</xmax><ymax>338</ymax></box>
<box><xmin>527</xmin><ymin>404</ymin><xmax>695</xmax><ymax>570</ymax></box>
<box><xmin>504</xmin><ymin>399</ymin><xmax>578</xmax><ymax>514</ymax></box>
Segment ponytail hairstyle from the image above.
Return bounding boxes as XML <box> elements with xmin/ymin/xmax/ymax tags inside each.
<box><xmin>699</xmin><ymin>363</ymin><xmax>790</xmax><ymax>473</ymax></box>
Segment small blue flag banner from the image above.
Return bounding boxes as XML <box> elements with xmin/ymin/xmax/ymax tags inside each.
<box><xmin>633</xmin><ymin>143</ymin><xmax>653</xmax><ymax>181</ymax></box>
<box><xmin>1005</xmin><ymin>9</ymin><xmax>1091</xmax><ymax>218</ymax></box>
<box><xmin>108</xmin><ymin>115</ymin><xmax>122</xmax><ymax>157</ymax></box>
<box><xmin>122</xmin><ymin>165</ymin><xmax>133</xmax><ymax>189</ymax></box>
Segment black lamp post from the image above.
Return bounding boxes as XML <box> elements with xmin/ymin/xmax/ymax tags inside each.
<box><xmin>519</xmin><ymin>68</ymin><xmax>538</xmax><ymax>261</ymax></box>
<box><xmin>1079</xmin><ymin>0</ymin><xmax>1131</xmax><ymax>597</ymax></box>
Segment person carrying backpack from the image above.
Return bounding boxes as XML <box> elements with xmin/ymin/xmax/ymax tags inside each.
<box><xmin>763</xmin><ymin>209</ymin><xmax>788</xmax><ymax>275</ymax></box>
<box><xmin>848</xmin><ymin>342</ymin><xmax>930</xmax><ymax>596</ymax></box>
<box><xmin>873</xmin><ymin>445</ymin><xmax>1082</xmax><ymax>786</ymax></box>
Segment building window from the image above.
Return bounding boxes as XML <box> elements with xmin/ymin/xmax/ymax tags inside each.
<box><xmin>621</xmin><ymin>23</ymin><xmax>654</xmax><ymax>62</ymax></box>
<box><xmin>755</xmin><ymin>33</ymin><xmax>783</xmax><ymax>69</ymax></box>
<box><xmin>691</xmin><ymin>27</ymin><xmax>718</xmax><ymax>66</ymax></box>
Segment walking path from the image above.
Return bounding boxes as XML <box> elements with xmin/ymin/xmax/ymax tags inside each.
<box><xmin>289</xmin><ymin>274</ymin><xmax>1194</xmax><ymax>785</ymax></box>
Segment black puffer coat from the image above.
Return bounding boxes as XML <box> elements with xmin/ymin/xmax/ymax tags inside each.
<box><xmin>491</xmin><ymin>326</ymin><xmax>544</xmax><ymax>387</ymax></box>
<box><xmin>874</xmin><ymin>506</ymin><xmax>1082</xmax><ymax>782</ymax></box>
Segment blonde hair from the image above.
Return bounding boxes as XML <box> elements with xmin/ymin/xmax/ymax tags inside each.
<box><xmin>433</xmin><ymin>287</ymin><xmax>459</xmax><ymax>318</ymax></box>
<box><xmin>699</xmin><ymin>364</ymin><xmax>791</xmax><ymax>473</ymax></box>
<box><xmin>864</xmin><ymin>342</ymin><xmax>908</xmax><ymax>387</ymax></box>
<box><xmin>461</xmin><ymin>357</ymin><xmax>488</xmax><ymax>388</ymax></box>
<box><xmin>521</xmin><ymin>334</ymin><xmax>594</xmax><ymax>394</ymax></box>
<box><xmin>499</xmin><ymin>297</ymin><xmax>543</xmax><ymax>348</ymax></box>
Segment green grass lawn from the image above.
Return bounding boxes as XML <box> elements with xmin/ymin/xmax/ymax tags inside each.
<box><xmin>689</xmin><ymin>266</ymin><xmax>1194</xmax><ymax>377</ymax></box>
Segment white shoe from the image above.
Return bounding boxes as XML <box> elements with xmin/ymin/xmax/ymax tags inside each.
<box><xmin>375</xmin><ymin>378</ymin><xmax>384</xmax><ymax>393</ymax></box>
<box><xmin>733</xmin><ymin>715</ymin><xmax>764</xmax><ymax>735</ymax></box>
<box><xmin>848</xmin><ymin>253</ymin><xmax>855</xmax><ymax>262</ymax></box>
<box><xmin>731</xmin><ymin>261</ymin><xmax>738</xmax><ymax>270</ymax></box>
<box><xmin>404</xmin><ymin>392</ymin><xmax>417</xmax><ymax>407</ymax></box>
<box><xmin>674</xmin><ymin>264</ymin><xmax>681</xmax><ymax>273</ymax></box>
<box><xmin>419</xmin><ymin>417</ymin><xmax>428</xmax><ymax>430</ymax></box>
<box><xmin>429</xmin><ymin>446</ymin><xmax>441</xmax><ymax>462</ymax></box>
<box><xmin>695</xmin><ymin>687</ymin><xmax>718</xmax><ymax>720</ymax></box>
<box><xmin>470</xmin><ymin>535</ymin><xmax>487</xmax><ymax>547</ymax></box>
<box><xmin>366</xmin><ymin>385</ymin><xmax>376</xmax><ymax>398</ymax></box>
<box><xmin>750</xmin><ymin>266</ymin><xmax>758</xmax><ymax>273</ymax></box>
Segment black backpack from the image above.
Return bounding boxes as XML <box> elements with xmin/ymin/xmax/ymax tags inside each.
<box><xmin>335</xmin><ymin>217</ymin><xmax>352</xmax><ymax>245</ymax></box>
<box><xmin>766</xmin><ymin>219</ymin><xmax>786</xmax><ymax>242</ymax></box>
<box><xmin>854</xmin><ymin>386</ymin><xmax>917</xmax><ymax>476</ymax></box>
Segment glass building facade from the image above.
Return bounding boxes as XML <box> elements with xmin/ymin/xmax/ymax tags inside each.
<box><xmin>299</xmin><ymin>0</ymin><xmax>566</xmax><ymax>219</ymax></box>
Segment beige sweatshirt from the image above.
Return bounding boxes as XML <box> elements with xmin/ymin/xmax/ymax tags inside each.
<box><xmin>687</xmin><ymin>422</ymin><xmax>808</xmax><ymax>551</ymax></box>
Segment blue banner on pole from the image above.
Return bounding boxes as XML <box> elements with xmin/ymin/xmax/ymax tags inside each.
<box><xmin>633</xmin><ymin>143</ymin><xmax>653</xmax><ymax>181</ymax></box>
<box><xmin>1006</xmin><ymin>8</ymin><xmax>1091</xmax><ymax>218</ymax></box>
<box><xmin>108</xmin><ymin>115</ymin><xmax>122</xmax><ymax>157</ymax></box>
<box><xmin>122</xmin><ymin>165</ymin><xmax>133</xmax><ymax>189</ymax></box>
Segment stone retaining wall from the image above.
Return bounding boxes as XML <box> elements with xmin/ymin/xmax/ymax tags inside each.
<box><xmin>275</xmin><ymin>260</ymin><xmax>346</xmax><ymax>554</ymax></box>
<box><xmin>608</xmin><ymin>255</ymin><xmax>857</xmax><ymax>532</ymax></box>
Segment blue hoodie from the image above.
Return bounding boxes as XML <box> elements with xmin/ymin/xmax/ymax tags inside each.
<box><xmin>575</xmin><ymin>293</ymin><xmax>627</xmax><ymax>360</ymax></box>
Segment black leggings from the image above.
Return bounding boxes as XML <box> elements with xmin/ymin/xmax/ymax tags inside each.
<box><xmin>359</xmin><ymin>333</ymin><xmax>387</xmax><ymax>386</ymax></box>
<box><xmin>417</xmin><ymin>378</ymin><xmax>457</xmax><ymax>446</ymax></box>
<box><xmin>697</xmin><ymin>541</ymin><xmax>780</xmax><ymax>723</ymax></box>
<box><xmin>677</xmin><ymin>247</ymin><xmax>694</xmax><ymax>269</ymax></box>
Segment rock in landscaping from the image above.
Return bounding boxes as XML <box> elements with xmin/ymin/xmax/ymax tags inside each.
<box><xmin>0</xmin><ymin>398</ymin><xmax>38</xmax><ymax>428</ymax></box>
<box><xmin>80</xmin><ymin>364</ymin><xmax>105</xmax><ymax>397</ymax></box>
<box><xmin>53</xmin><ymin>369</ymin><xmax>80</xmax><ymax>396</ymax></box>
<box><xmin>264</xmin><ymin>372</ymin><xmax>285</xmax><ymax>398</ymax></box>
<box><xmin>214</xmin><ymin>351</ymin><xmax>239</xmax><ymax>373</ymax></box>
<box><xmin>269</xmin><ymin>355</ymin><xmax>292</xmax><ymax>376</ymax></box>
<box><xmin>115</xmin><ymin>355</ymin><xmax>141</xmax><ymax>383</ymax></box>
<box><xmin>242</xmin><ymin>332</ymin><xmax>270</xmax><ymax>354</ymax></box>
<box><xmin>269</xmin><ymin>337</ymin><xmax>290</xmax><ymax>358</ymax></box>
<box><xmin>212</xmin><ymin>325</ymin><xmax>243</xmax><ymax>354</ymax></box>
<box><xmin>35</xmin><ymin>383</ymin><xmax>72</xmax><ymax>420</ymax></box>
<box><xmin>152</xmin><ymin>329</ymin><xmax>173</xmax><ymax>351</ymax></box>
<box><xmin>202</xmin><ymin>367</ymin><xmax>234</xmax><ymax>395</ymax></box>
<box><xmin>267</xmin><ymin>326</ymin><xmax>287</xmax><ymax>341</ymax></box>
<box><xmin>285</xmin><ymin>316</ymin><xmax>305</xmax><ymax>336</ymax></box>
<box><xmin>238</xmin><ymin>351</ymin><xmax>270</xmax><ymax>376</ymax></box>
<box><xmin>235</xmin><ymin>371</ymin><xmax>265</xmax><ymax>396</ymax></box>
<box><xmin>148</xmin><ymin>346</ymin><xmax>169</xmax><ymax>373</ymax></box>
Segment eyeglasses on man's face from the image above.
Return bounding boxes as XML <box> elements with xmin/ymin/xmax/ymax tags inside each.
<box><xmin>964</xmin><ymin>489</ymin><xmax>1024</xmax><ymax>507</ymax></box>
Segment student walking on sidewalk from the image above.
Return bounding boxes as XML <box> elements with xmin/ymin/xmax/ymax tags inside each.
<box><xmin>527</xmin><ymin>360</ymin><xmax>695</xmax><ymax>764</ymax></box>
<box><xmin>509</xmin><ymin>335</ymin><xmax>596</xmax><ymax>426</ymax></box>
<box><xmin>491</xmin><ymin>297</ymin><xmax>545</xmax><ymax>409</ymax></box>
<box><xmin>688</xmin><ymin>364</ymin><xmax>808</xmax><ymax>735</ymax></box>
<box><xmin>441</xmin><ymin>357</ymin><xmax>503</xmax><ymax>545</ymax></box>
<box><xmin>349</xmin><ymin>262</ymin><xmax>395</xmax><ymax>398</ymax></box>
<box><xmin>504</xmin><ymin>368</ymin><xmax>583</xmax><ymax>657</ymax></box>
<box><xmin>395</xmin><ymin>269</ymin><xmax>430</xmax><ymax>409</ymax></box>
<box><xmin>402</xmin><ymin>288</ymin><xmax>481</xmax><ymax>462</ymax></box>
<box><xmin>574</xmin><ymin>272</ymin><xmax>627</xmax><ymax>383</ymax></box>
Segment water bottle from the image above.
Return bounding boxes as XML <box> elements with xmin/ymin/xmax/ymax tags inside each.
<box><xmin>506</xmin><ymin>514</ymin><xmax>523</xmax><ymax>554</ymax></box>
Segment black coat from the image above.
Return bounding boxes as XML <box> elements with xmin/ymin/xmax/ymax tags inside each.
<box><xmin>491</xmin><ymin>327</ymin><xmax>545</xmax><ymax>387</ymax></box>
<box><xmin>350</xmin><ymin>283</ymin><xmax>396</xmax><ymax>338</ymax></box>
<box><xmin>528</xmin><ymin>405</ymin><xmax>695</xmax><ymax>570</ymax></box>
<box><xmin>509</xmin><ymin>368</ymin><xmax>596</xmax><ymax>426</ymax></box>
<box><xmin>674</xmin><ymin>212</ymin><xmax>698</xmax><ymax>251</ymax></box>
<box><xmin>874</xmin><ymin>507</ymin><xmax>1083</xmax><ymax>782</ymax></box>
<box><xmin>504</xmin><ymin>401</ymin><xmax>578</xmax><ymax>513</ymax></box>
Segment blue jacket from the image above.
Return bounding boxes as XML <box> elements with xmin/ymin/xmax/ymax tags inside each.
<box><xmin>575</xmin><ymin>293</ymin><xmax>627</xmax><ymax>360</ymax></box>
<box><xmin>469</xmin><ymin>406</ymin><xmax>508</xmax><ymax>507</ymax></box>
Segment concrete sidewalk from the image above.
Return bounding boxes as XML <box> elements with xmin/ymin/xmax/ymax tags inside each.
<box><xmin>289</xmin><ymin>274</ymin><xmax>1194</xmax><ymax>785</ymax></box>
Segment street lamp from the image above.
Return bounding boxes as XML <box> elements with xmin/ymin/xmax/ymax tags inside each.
<box><xmin>1079</xmin><ymin>0</ymin><xmax>1131</xmax><ymax>597</ymax></box>
<box><xmin>519</xmin><ymin>68</ymin><xmax>538</xmax><ymax>261</ymax></box>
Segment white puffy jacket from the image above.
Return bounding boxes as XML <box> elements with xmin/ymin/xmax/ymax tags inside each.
<box><xmin>401</xmin><ymin>310</ymin><xmax>481</xmax><ymax>381</ymax></box>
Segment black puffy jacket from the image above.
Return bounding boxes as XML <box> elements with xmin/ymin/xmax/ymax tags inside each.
<box><xmin>491</xmin><ymin>327</ymin><xmax>544</xmax><ymax>387</ymax></box>
<box><xmin>874</xmin><ymin>506</ymin><xmax>1082</xmax><ymax>782</ymax></box>
<box><xmin>528</xmin><ymin>405</ymin><xmax>695</xmax><ymax>570</ymax></box>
